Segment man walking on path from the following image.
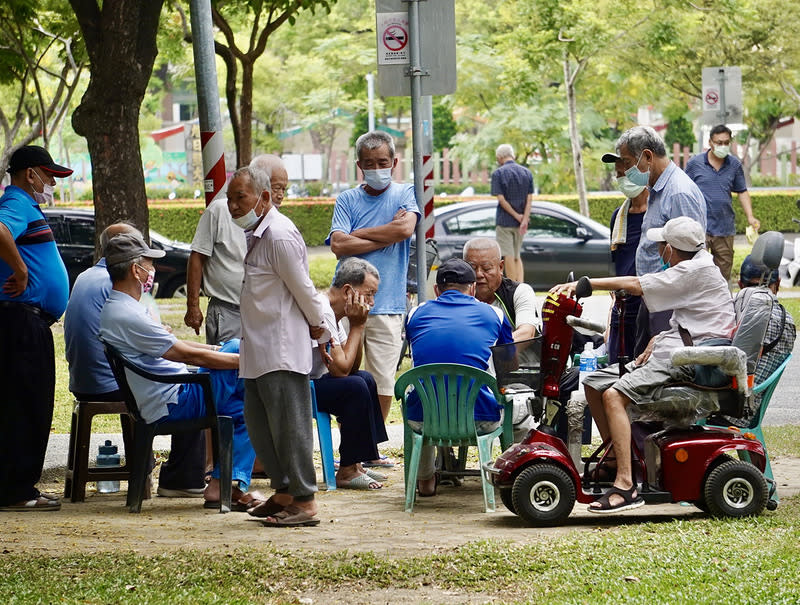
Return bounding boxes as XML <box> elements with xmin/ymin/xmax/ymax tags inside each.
<box><xmin>685</xmin><ymin>124</ymin><xmax>760</xmax><ymax>281</ymax></box>
<box><xmin>491</xmin><ymin>144</ymin><xmax>533</xmax><ymax>283</ymax></box>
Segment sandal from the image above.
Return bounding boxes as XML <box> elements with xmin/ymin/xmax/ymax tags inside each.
<box><xmin>337</xmin><ymin>474</ymin><xmax>382</xmax><ymax>490</ymax></box>
<box><xmin>363</xmin><ymin>468</ymin><xmax>388</xmax><ymax>481</ymax></box>
<box><xmin>363</xmin><ymin>455</ymin><xmax>395</xmax><ymax>468</ymax></box>
<box><xmin>262</xmin><ymin>505</ymin><xmax>320</xmax><ymax>527</ymax></box>
<box><xmin>0</xmin><ymin>494</ymin><xmax>61</xmax><ymax>512</ymax></box>
<box><xmin>589</xmin><ymin>486</ymin><xmax>644</xmax><ymax>514</ymax></box>
<box><xmin>248</xmin><ymin>496</ymin><xmax>286</xmax><ymax>518</ymax></box>
<box><xmin>231</xmin><ymin>491</ymin><xmax>266</xmax><ymax>512</ymax></box>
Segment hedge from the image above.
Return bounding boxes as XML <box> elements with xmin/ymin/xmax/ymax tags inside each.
<box><xmin>113</xmin><ymin>189</ymin><xmax>800</xmax><ymax>246</ymax></box>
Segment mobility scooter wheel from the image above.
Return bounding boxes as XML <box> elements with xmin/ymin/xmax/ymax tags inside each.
<box><xmin>499</xmin><ymin>488</ymin><xmax>516</xmax><ymax>514</ymax></box>
<box><xmin>703</xmin><ymin>460</ymin><xmax>768</xmax><ymax>518</ymax></box>
<box><xmin>512</xmin><ymin>463</ymin><xmax>576</xmax><ymax>526</ymax></box>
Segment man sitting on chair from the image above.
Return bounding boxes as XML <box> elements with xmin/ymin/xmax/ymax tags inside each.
<box><xmin>404</xmin><ymin>258</ymin><xmax>514</xmax><ymax>497</ymax></box>
<box><xmin>98</xmin><ymin>233</ymin><xmax>260</xmax><ymax>510</ymax></box>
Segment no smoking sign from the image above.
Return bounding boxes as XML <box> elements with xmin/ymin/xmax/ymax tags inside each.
<box><xmin>377</xmin><ymin>12</ymin><xmax>410</xmax><ymax>65</ymax></box>
<box><xmin>704</xmin><ymin>88</ymin><xmax>720</xmax><ymax>110</ymax></box>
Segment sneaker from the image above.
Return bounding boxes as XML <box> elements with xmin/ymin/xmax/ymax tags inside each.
<box><xmin>156</xmin><ymin>486</ymin><xmax>205</xmax><ymax>498</ymax></box>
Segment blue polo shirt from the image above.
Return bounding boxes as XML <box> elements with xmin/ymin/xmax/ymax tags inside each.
<box><xmin>327</xmin><ymin>182</ymin><xmax>419</xmax><ymax>314</ymax></box>
<box><xmin>405</xmin><ymin>289</ymin><xmax>513</xmax><ymax>422</ymax></box>
<box><xmin>491</xmin><ymin>160</ymin><xmax>534</xmax><ymax>227</ymax></box>
<box><xmin>0</xmin><ymin>185</ymin><xmax>69</xmax><ymax>318</ymax></box>
<box><xmin>685</xmin><ymin>151</ymin><xmax>747</xmax><ymax>237</ymax></box>
<box><xmin>64</xmin><ymin>259</ymin><xmax>118</xmax><ymax>395</ymax></box>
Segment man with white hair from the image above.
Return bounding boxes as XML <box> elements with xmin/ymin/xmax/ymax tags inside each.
<box><xmin>550</xmin><ymin>216</ymin><xmax>734</xmax><ymax>513</ymax></box>
<box><xmin>491</xmin><ymin>143</ymin><xmax>533</xmax><ymax>282</ymax></box>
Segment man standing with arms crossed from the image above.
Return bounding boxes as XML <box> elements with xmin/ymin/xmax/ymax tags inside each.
<box><xmin>328</xmin><ymin>130</ymin><xmax>419</xmax><ymax>423</ymax></box>
<box><xmin>0</xmin><ymin>145</ymin><xmax>72</xmax><ymax>512</ymax></box>
<box><xmin>685</xmin><ymin>124</ymin><xmax>760</xmax><ymax>281</ymax></box>
<box><xmin>491</xmin><ymin>144</ymin><xmax>533</xmax><ymax>283</ymax></box>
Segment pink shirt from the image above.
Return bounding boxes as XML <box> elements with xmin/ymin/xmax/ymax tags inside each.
<box><xmin>239</xmin><ymin>207</ymin><xmax>325</xmax><ymax>379</ymax></box>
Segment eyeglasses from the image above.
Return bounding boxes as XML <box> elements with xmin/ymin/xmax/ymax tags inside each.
<box><xmin>711</xmin><ymin>139</ymin><xmax>731</xmax><ymax>146</ymax></box>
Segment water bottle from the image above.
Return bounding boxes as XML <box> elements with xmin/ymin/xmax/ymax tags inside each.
<box><xmin>97</xmin><ymin>440</ymin><xmax>120</xmax><ymax>494</ymax></box>
<box><xmin>578</xmin><ymin>342</ymin><xmax>598</xmax><ymax>392</ymax></box>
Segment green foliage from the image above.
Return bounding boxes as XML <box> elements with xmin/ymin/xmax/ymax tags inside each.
<box><xmin>665</xmin><ymin>115</ymin><xmax>696</xmax><ymax>150</ymax></box>
<box><xmin>432</xmin><ymin>101</ymin><xmax>457</xmax><ymax>152</ymax></box>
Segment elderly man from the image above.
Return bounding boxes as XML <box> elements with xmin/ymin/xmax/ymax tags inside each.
<box><xmin>551</xmin><ymin>217</ymin><xmax>734</xmax><ymax>513</ymax></box>
<box><xmin>229</xmin><ymin>166</ymin><xmax>326</xmax><ymax>527</ymax></box>
<box><xmin>0</xmin><ymin>145</ymin><xmax>72</xmax><ymax>512</ymax></box>
<box><xmin>686</xmin><ymin>125</ymin><xmax>759</xmax><ymax>281</ymax></box>
<box><xmin>98</xmin><ymin>233</ymin><xmax>260</xmax><ymax>510</ymax></box>
<box><xmin>328</xmin><ymin>130</ymin><xmax>419</xmax><ymax>423</ymax></box>
<box><xmin>601</xmin><ymin>126</ymin><xmax>706</xmax><ymax>355</ymax></box>
<box><xmin>405</xmin><ymin>258</ymin><xmax>514</xmax><ymax>497</ymax></box>
<box><xmin>491</xmin><ymin>144</ymin><xmax>534</xmax><ymax>283</ymax></box>
<box><xmin>250</xmin><ymin>154</ymin><xmax>290</xmax><ymax>208</ymax></box>
<box><xmin>310</xmin><ymin>258</ymin><xmax>388</xmax><ymax>490</ymax></box>
<box><xmin>463</xmin><ymin>237</ymin><xmax>538</xmax><ymax>341</ymax></box>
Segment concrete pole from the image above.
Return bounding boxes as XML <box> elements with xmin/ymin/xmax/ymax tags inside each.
<box><xmin>366</xmin><ymin>72</ymin><xmax>376</xmax><ymax>132</ymax></box>
<box><xmin>190</xmin><ymin>0</ymin><xmax>226</xmax><ymax>206</ymax></box>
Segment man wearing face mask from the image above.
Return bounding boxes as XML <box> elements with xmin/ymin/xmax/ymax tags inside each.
<box><xmin>0</xmin><ymin>145</ymin><xmax>72</xmax><ymax>512</ymax></box>
<box><xmin>685</xmin><ymin>124</ymin><xmax>759</xmax><ymax>281</ymax></box>
<box><xmin>602</xmin><ymin>126</ymin><xmax>706</xmax><ymax>357</ymax></box>
<box><xmin>601</xmin><ymin>153</ymin><xmax>650</xmax><ymax>363</ymax></box>
<box><xmin>327</xmin><ymin>131</ymin><xmax>419</xmax><ymax>425</ymax></box>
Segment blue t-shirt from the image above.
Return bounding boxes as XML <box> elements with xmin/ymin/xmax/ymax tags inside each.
<box><xmin>64</xmin><ymin>259</ymin><xmax>118</xmax><ymax>395</ymax></box>
<box><xmin>0</xmin><ymin>185</ymin><xmax>69</xmax><ymax>317</ymax></box>
<box><xmin>327</xmin><ymin>182</ymin><xmax>419</xmax><ymax>314</ymax></box>
<box><xmin>491</xmin><ymin>160</ymin><xmax>534</xmax><ymax>227</ymax></box>
<box><xmin>405</xmin><ymin>289</ymin><xmax>514</xmax><ymax>422</ymax></box>
<box><xmin>99</xmin><ymin>289</ymin><xmax>184</xmax><ymax>423</ymax></box>
<box><xmin>685</xmin><ymin>151</ymin><xmax>748</xmax><ymax>237</ymax></box>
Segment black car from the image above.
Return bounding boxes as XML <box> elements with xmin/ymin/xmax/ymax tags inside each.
<box><xmin>431</xmin><ymin>200</ymin><xmax>614</xmax><ymax>290</ymax></box>
<box><xmin>42</xmin><ymin>208</ymin><xmax>191</xmax><ymax>298</ymax></box>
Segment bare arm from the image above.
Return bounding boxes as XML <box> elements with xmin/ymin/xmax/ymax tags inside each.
<box><xmin>0</xmin><ymin>223</ymin><xmax>28</xmax><ymax>296</ymax></box>
<box><xmin>183</xmin><ymin>251</ymin><xmax>208</xmax><ymax>334</ymax></box>
<box><xmin>512</xmin><ymin>323</ymin><xmax>536</xmax><ymax>341</ymax></box>
<box><xmin>326</xmin><ymin>289</ymin><xmax>370</xmax><ymax>377</ymax></box>
<box><xmin>549</xmin><ymin>275</ymin><xmax>642</xmax><ymax>298</ymax></box>
<box><xmin>330</xmin><ymin>211</ymin><xmax>418</xmax><ymax>257</ymax></box>
<box><xmin>161</xmin><ymin>339</ymin><xmax>239</xmax><ymax>370</ymax></box>
<box><xmin>330</xmin><ymin>230</ymin><xmax>388</xmax><ymax>257</ymax></box>
<box><xmin>518</xmin><ymin>193</ymin><xmax>533</xmax><ymax>235</ymax></box>
<box><xmin>736</xmin><ymin>190</ymin><xmax>760</xmax><ymax>230</ymax></box>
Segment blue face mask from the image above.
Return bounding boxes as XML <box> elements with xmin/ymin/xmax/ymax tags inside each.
<box><xmin>659</xmin><ymin>243</ymin><xmax>671</xmax><ymax>271</ymax></box>
<box><xmin>625</xmin><ymin>151</ymin><xmax>650</xmax><ymax>187</ymax></box>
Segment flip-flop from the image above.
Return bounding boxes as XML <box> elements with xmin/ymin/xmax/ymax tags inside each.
<box><xmin>0</xmin><ymin>495</ymin><xmax>61</xmax><ymax>512</ymax></box>
<box><xmin>337</xmin><ymin>474</ymin><xmax>382</xmax><ymax>490</ymax></box>
<box><xmin>248</xmin><ymin>496</ymin><xmax>286</xmax><ymax>518</ymax></box>
<box><xmin>362</xmin><ymin>455</ymin><xmax>395</xmax><ymax>468</ymax></box>
<box><xmin>262</xmin><ymin>505</ymin><xmax>320</xmax><ymax>527</ymax></box>
<box><xmin>231</xmin><ymin>491</ymin><xmax>266</xmax><ymax>512</ymax></box>
<box><xmin>363</xmin><ymin>468</ymin><xmax>388</xmax><ymax>481</ymax></box>
<box><xmin>588</xmin><ymin>486</ymin><xmax>644</xmax><ymax>514</ymax></box>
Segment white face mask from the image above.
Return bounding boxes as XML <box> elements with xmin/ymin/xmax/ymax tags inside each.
<box><xmin>32</xmin><ymin>171</ymin><xmax>54</xmax><ymax>206</ymax></box>
<box><xmin>712</xmin><ymin>144</ymin><xmax>730</xmax><ymax>159</ymax></box>
<box><xmin>614</xmin><ymin>175</ymin><xmax>646</xmax><ymax>199</ymax></box>
<box><xmin>232</xmin><ymin>194</ymin><xmax>266</xmax><ymax>230</ymax></box>
<box><xmin>362</xmin><ymin>168</ymin><xmax>392</xmax><ymax>191</ymax></box>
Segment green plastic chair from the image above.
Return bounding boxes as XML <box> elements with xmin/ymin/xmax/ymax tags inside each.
<box><xmin>394</xmin><ymin>363</ymin><xmax>513</xmax><ymax>513</ymax></box>
<box><xmin>700</xmin><ymin>354</ymin><xmax>791</xmax><ymax>488</ymax></box>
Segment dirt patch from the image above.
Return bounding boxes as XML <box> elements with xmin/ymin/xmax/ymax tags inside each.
<box><xmin>3</xmin><ymin>456</ymin><xmax>799</xmax><ymax>559</ymax></box>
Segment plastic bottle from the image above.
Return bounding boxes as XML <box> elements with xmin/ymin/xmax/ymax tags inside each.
<box><xmin>578</xmin><ymin>342</ymin><xmax>598</xmax><ymax>392</ymax></box>
<box><xmin>97</xmin><ymin>440</ymin><xmax>120</xmax><ymax>494</ymax></box>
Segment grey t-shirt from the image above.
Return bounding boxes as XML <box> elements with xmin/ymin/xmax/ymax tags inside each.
<box><xmin>191</xmin><ymin>198</ymin><xmax>247</xmax><ymax>305</ymax></box>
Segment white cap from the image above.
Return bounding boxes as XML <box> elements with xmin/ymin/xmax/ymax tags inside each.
<box><xmin>646</xmin><ymin>216</ymin><xmax>705</xmax><ymax>252</ymax></box>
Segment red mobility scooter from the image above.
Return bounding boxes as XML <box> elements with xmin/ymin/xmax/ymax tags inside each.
<box><xmin>486</xmin><ymin>233</ymin><xmax>783</xmax><ymax>526</ymax></box>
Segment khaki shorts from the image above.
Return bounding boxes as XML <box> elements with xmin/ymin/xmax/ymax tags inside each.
<box><xmin>496</xmin><ymin>226</ymin><xmax>523</xmax><ymax>259</ymax></box>
<box><xmin>363</xmin><ymin>313</ymin><xmax>404</xmax><ymax>397</ymax></box>
<box><xmin>581</xmin><ymin>358</ymin><xmax>694</xmax><ymax>407</ymax></box>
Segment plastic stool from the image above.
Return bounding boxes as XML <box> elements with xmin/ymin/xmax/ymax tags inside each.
<box><xmin>64</xmin><ymin>400</ymin><xmax>135</xmax><ymax>502</ymax></box>
<box><xmin>310</xmin><ymin>381</ymin><xmax>337</xmax><ymax>490</ymax></box>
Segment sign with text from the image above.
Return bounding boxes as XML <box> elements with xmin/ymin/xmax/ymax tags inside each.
<box><xmin>702</xmin><ymin>66</ymin><xmax>743</xmax><ymax>125</ymax></box>
<box><xmin>375</xmin><ymin>0</ymin><xmax>456</xmax><ymax>97</ymax></box>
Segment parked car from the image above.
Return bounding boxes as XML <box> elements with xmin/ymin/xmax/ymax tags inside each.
<box><xmin>42</xmin><ymin>208</ymin><xmax>191</xmax><ymax>298</ymax></box>
<box><xmin>430</xmin><ymin>200</ymin><xmax>614</xmax><ymax>290</ymax></box>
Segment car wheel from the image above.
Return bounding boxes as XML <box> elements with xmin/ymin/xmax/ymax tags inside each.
<box><xmin>511</xmin><ymin>463</ymin><xmax>575</xmax><ymax>526</ymax></box>
<box><xmin>159</xmin><ymin>278</ymin><xmax>188</xmax><ymax>299</ymax></box>
<box><xmin>703</xmin><ymin>459</ymin><xmax>767</xmax><ymax>518</ymax></box>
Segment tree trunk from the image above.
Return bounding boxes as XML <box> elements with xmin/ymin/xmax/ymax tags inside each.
<box><xmin>564</xmin><ymin>55</ymin><xmax>589</xmax><ymax>217</ymax></box>
<box><xmin>238</xmin><ymin>60</ymin><xmax>255</xmax><ymax>167</ymax></box>
<box><xmin>69</xmin><ymin>0</ymin><xmax>164</xmax><ymax>254</ymax></box>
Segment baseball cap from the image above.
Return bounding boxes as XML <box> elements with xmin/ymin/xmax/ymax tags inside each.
<box><xmin>7</xmin><ymin>145</ymin><xmax>73</xmax><ymax>177</ymax></box>
<box><xmin>646</xmin><ymin>216</ymin><xmax>705</xmax><ymax>252</ymax></box>
<box><xmin>740</xmin><ymin>254</ymin><xmax>778</xmax><ymax>284</ymax></box>
<box><xmin>436</xmin><ymin>258</ymin><xmax>476</xmax><ymax>286</ymax></box>
<box><xmin>104</xmin><ymin>233</ymin><xmax>166</xmax><ymax>266</ymax></box>
<box><xmin>601</xmin><ymin>152</ymin><xmax>621</xmax><ymax>163</ymax></box>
